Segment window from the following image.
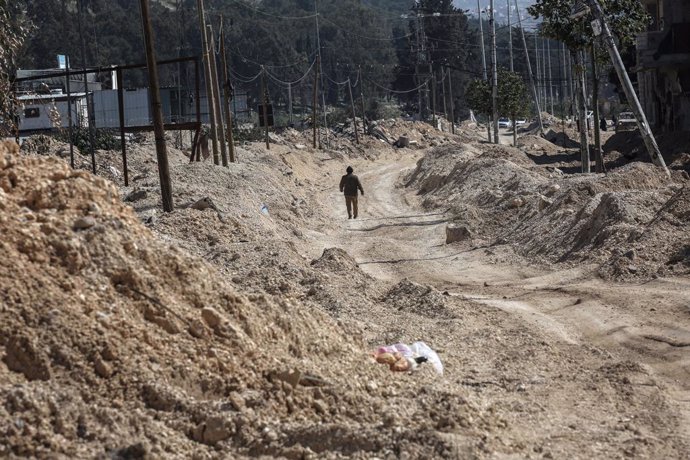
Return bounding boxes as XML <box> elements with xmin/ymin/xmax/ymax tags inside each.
<box><xmin>24</xmin><ymin>107</ymin><xmax>40</xmax><ymax>118</ymax></box>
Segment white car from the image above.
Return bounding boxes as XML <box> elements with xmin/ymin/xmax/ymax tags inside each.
<box><xmin>616</xmin><ymin>112</ymin><xmax>637</xmax><ymax>132</ymax></box>
<box><xmin>515</xmin><ymin>119</ymin><xmax>527</xmax><ymax>126</ymax></box>
<box><xmin>498</xmin><ymin>118</ymin><xmax>512</xmax><ymax>128</ymax></box>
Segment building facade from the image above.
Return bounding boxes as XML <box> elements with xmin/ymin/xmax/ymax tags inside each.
<box><xmin>636</xmin><ymin>0</ymin><xmax>690</xmax><ymax>132</ymax></box>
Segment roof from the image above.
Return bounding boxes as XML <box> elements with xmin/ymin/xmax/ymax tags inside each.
<box><xmin>18</xmin><ymin>92</ymin><xmax>87</xmax><ymax>102</ymax></box>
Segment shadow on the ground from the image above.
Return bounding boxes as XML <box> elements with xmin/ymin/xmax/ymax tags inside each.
<box><xmin>358</xmin><ymin>251</ymin><xmax>466</xmax><ymax>265</ymax></box>
<box><xmin>355</xmin><ymin>210</ymin><xmax>449</xmax><ymax>222</ymax></box>
<box><xmin>349</xmin><ymin>219</ymin><xmax>448</xmax><ymax>232</ymax></box>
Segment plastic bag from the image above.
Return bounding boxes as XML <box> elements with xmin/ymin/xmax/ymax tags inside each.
<box><xmin>409</xmin><ymin>341</ymin><xmax>443</xmax><ymax>375</ymax></box>
<box><xmin>372</xmin><ymin>341</ymin><xmax>443</xmax><ymax>375</ymax></box>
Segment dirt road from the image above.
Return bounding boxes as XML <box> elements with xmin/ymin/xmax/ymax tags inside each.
<box><xmin>309</xmin><ymin>151</ymin><xmax>690</xmax><ymax>454</ymax></box>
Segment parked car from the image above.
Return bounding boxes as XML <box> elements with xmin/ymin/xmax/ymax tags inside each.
<box><xmin>615</xmin><ymin>112</ymin><xmax>637</xmax><ymax>133</ymax></box>
<box><xmin>498</xmin><ymin>117</ymin><xmax>512</xmax><ymax>128</ymax></box>
<box><xmin>514</xmin><ymin>119</ymin><xmax>527</xmax><ymax>126</ymax></box>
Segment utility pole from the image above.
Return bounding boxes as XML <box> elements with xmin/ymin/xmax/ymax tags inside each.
<box><xmin>547</xmin><ymin>39</ymin><xmax>554</xmax><ymax>115</ymax></box>
<box><xmin>359</xmin><ymin>66</ymin><xmax>367</xmax><ymax>134</ymax></box>
<box><xmin>288</xmin><ymin>82</ymin><xmax>293</xmax><ymax>126</ymax></box>
<box><xmin>347</xmin><ymin>78</ymin><xmax>359</xmax><ymax>144</ymax></box>
<box><xmin>489</xmin><ymin>0</ymin><xmax>498</xmax><ymax>143</ymax></box>
<box><xmin>219</xmin><ymin>20</ymin><xmax>235</xmax><ymax>163</ymax></box>
<box><xmin>562</xmin><ymin>42</ymin><xmax>568</xmax><ymax>109</ymax></box>
<box><xmin>431</xmin><ymin>68</ymin><xmax>437</xmax><ymax>128</ymax></box>
<box><xmin>441</xmin><ymin>68</ymin><xmax>448</xmax><ymax>128</ymax></box>
<box><xmin>447</xmin><ymin>66</ymin><xmax>455</xmax><ymax>134</ymax></box>
<box><xmin>575</xmin><ymin>50</ymin><xmax>590</xmax><ymax>173</ymax></box>
<box><xmin>507</xmin><ymin>0</ymin><xmax>513</xmax><ymax>72</ymax></box>
<box><xmin>65</xmin><ymin>56</ymin><xmax>75</xmax><ymax>169</ymax></box>
<box><xmin>312</xmin><ymin>56</ymin><xmax>319</xmax><ymax>148</ymax></box>
<box><xmin>260</xmin><ymin>66</ymin><xmax>269</xmax><ymax>150</ymax></box>
<box><xmin>314</xmin><ymin>0</ymin><xmax>328</xmax><ymax>148</ymax></box>
<box><xmin>585</xmin><ymin>0</ymin><xmax>669</xmax><ymax>175</ymax></box>
<box><xmin>568</xmin><ymin>51</ymin><xmax>575</xmax><ymax>120</ymax></box>
<box><xmin>77</xmin><ymin>0</ymin><xmax>96</xmax><ymax>174</ymax></box>
<box><xmin>196</xmin><ymin>0</ymin><xmax>219</xmax><ymax>164</ymax></box>
<box><xmin>591</xmin><ymin>43</ymin><xmax>603</xmax><ymax>173</ymax></box>
<box><xmin>139</xmin><ymin>0</ymin><xmax>173</xmax><ymax>212</ymax></box>
<box><xmin>514</xmin><ymin>0</ymin><xmax>543</xmax><ymax>134</ymax></box>
<box><xmin>207</xmin><ymin>24</ymin><xmax>227</xmax><ymax>166</ymax></box>
<box><xmin>477</xmin><ymin>0</ymin><xmax>491</xmax><ymax>141</ymax></box>
<box><xmin>535</xmin><ymin>32</ymin><xmax>541</xmax><ymax>109</ymax></box>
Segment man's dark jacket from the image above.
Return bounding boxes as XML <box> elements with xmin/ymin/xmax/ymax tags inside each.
<box><xmin>339</xmin><ymin>173</ymin><xmax>364</xmax><ymax>196</ymax></box>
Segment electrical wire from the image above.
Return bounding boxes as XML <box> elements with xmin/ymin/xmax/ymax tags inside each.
<box><xmin>230</xmin><ymin>68</ymin><xmax>263</xmax><ymax>83</ymax></box>
<box><xmin>365</xmin><ymin>76</ymin><xmax>433</xmax><ymax>94</ymax></box>
<box><xmin>264</xmin><ymin>58</ymin><xmax>317</xmax><ymax>86</ymax></box>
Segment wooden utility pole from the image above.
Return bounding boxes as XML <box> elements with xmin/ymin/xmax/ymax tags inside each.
<box><xmin>575</xmin><ymin>50</ymin><xmax>591</xmax><ymax>173</ymax></box>
<box><xmin>260</xmin><ymin>66</ymin><xmax>269</xmax><ymax>150</ymax></box>
<box><xmin>591</xmin><ymin>44</ymin><xmax>603</xmax><ymax>173</ymax></box>
<box><xmin>514</xmin><ymin>0</ymin><xmax>543</xmax><ymax>134</ymax></box>
<box><xmin>219</xmin><ymin>21</ymin><xmax>236</xmax><ymax>163</ymax></box>
<box><xmin>585</xmin><ymin>0</ymin><xmax>669</xmax><ymax>175</ymax></box>
<box><xmin>139</xmin><ymin>0</ymin><xmax>173</xmax><ymax>212</ymax></box>
<box><xmin>312</xmin><ymin>56</ymin><xmax>319</xmax><ymax>148</ymax></box>
<box><xmin>196</xmin><ymin>0</ymin><xmax>219</xmax><ymax>163</ymax></box>
<box><xmin>207</xmin><ymin>24</ymin><xmax>228</xmax><ymax>166</ymax></box>
<box><xmin>347</xmin><ymin>78</ymin><xmax>359</xmax><ymax>144</ymax></box>
<box><xmin>489</xmin><ymin>0</ymin><xmax>499</xmax><ymax>143</ymax></box>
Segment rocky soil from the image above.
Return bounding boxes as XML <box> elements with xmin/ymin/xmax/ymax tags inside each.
<box><xmin>2</xmin><ymin>118</ymin><xmax>689</xmax><ymax>459</ymax></box>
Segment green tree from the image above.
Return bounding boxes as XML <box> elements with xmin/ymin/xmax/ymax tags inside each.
<box><xmin>465</xmin><ymin>78</ymin><xmax>491</xmax><ymax>141</ymax></box>
<box><xmin>497</xmin><ymin>69</ymin><xmax>528</xmax><ymax>146</ymax></box>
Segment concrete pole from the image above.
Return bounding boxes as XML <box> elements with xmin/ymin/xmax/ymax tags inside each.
<box><xmin>139</xmin><ymin>0</ymin><xmax>173</xmax><ymax>212</ymax></box>
<box><xmin>489</xmin><ymin>0</ymin><xmax>499</xmax><ymax>144</ymax></box>
<box><xmin>514</xmin><ymin>0</ymin><xmax>543</xmax><ymax>134</ymax></box>
<box><xmin>260</xmin><ymin>67</ymin><xmax>269</xmax><ymax>150</ymax></box>
<box><xmin>347</xmin><ymin>78</ymin><xmax>359</xmax><ymax>144</ymax></box>
<box><xmin>547</xmin><ymin>39</ymin><xmax>554</xmax><ymax>115</ymax></box>
<box><xmin>507</xmin><ymin>0</ymin><xmax>513</xmax><ymax>72</ymax></box>
<box><xmin>591</xmin><ymin>44</ymin><xmax>603</xmax><ymax>173</ymax></box>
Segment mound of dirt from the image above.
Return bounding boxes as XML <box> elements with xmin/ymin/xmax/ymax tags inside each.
<box><xmin>517</xmin><ymin>134</ymin><xmax>562</xmax><ymax>155</ymax></box>
<box><xmin>407</xmin><ymin>141</ymin><xmax>690</xmax><ymax>279</ymax></box>
<box><xmin>381</xmin><ymin>280</ymin><xmax>455</xmax><ymax>319</ymax></box>
<box><xmin>0</xmin><ymin>143</ymin><xmax>453</xmax><ymax>457</ymax></box>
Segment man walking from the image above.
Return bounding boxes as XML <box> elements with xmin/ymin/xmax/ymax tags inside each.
<box><xmin>339</xmin><ymin>166</ymin><xmax>364</xmax><ymax>219</ymax></box>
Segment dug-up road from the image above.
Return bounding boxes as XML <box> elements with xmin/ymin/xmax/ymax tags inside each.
<box><xmin>308</xmin><ymin>151</ymin><xmax>690</xmax><ymax>446</ymax></box>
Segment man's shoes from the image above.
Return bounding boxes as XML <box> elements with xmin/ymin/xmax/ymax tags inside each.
<box><xmin>348</xmin><ymin>216</ymin><xmax>352</xmax><ymax>219</ymax></box>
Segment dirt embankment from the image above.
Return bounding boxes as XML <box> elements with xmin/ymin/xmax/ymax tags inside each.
<box><xmin>0</xmin><ymin>140</ymin><xmax>466</xmax><ymax>458</ymax></box>
<box><xmin>4</xmin><ymin>118</ymin><xmax>690</xmax><ymax>460</ymax></box>
<box><xmin>407</xmin><ymin>142</ymin><xmax>690</xmax><ymax>279</ymax></box>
